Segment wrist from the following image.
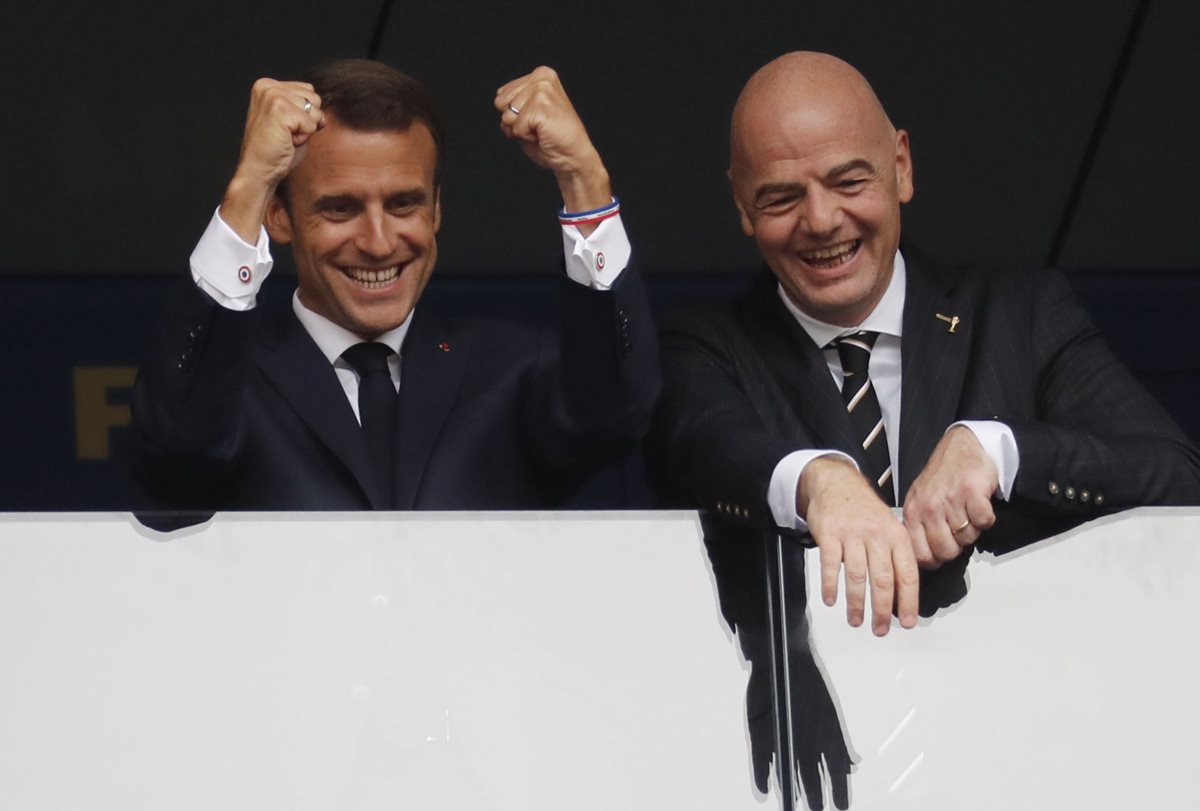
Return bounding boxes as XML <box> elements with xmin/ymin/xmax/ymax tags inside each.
<box><xmin>220</xmin><ymin>172</ymin><xmax>277</xmax><ymax>245</ymax></box>
<box><xmin>559</xmin><ymin>197</ymin><xmax>620</xmax><ymax>228</ymax></box>
<box><xmin>553</xmin><ymin>153</ymin><xmax>611</xmax><ymax>213</ymax></box>
<box><xmin>797</xmin><ymin>455</ymin><xmax>860</xmax><ymax>517</ymax></box>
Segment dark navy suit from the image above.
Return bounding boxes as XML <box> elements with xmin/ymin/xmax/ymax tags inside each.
<box><xmin>132</xmin><ymin>271</ymin><xmax>658</xmax><ymax>511</ymax></box>
<box><xmin>653</xmin><ymin>248</ymin><xmax>1200</xmax><ymax>571</ymax></box>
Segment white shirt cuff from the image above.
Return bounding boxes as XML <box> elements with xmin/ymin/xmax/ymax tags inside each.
<box><xmin>189</xmin><ymin>207</ymin><xmax>274</xmax><ymax>311</ymax></box>
<box><xmin>561</xmin><ymin>214</ymin><xmax>630</xmax><ymax>290</ymax></box>
<box><xmin>952</xmin><ymin>420</ymin><xmax>1020</xmax><ymax>500</ymax></box>
<box><xmin>768</xmin><ymin>449</ymin><xmax>859</xmax><ymax>531</ymax></box>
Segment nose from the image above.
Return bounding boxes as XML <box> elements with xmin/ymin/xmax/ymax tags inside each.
<box><xmin>799</xmin><ymin>187</ymin><xmax>843</xmax><ymax>237</ymax></box>
<box><xmin>354</xmin><ymin>207</ymin><xmax>398</xmax><ymax>259</ymax></box>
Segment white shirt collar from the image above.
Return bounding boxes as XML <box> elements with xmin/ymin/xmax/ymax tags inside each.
<box><xmin>777</xmin><ymin>250</ymin><xmax>907</xmax><ymax>347</ymax></box>
<box><xmin>291</xmin><ymin>290</ymin><xmax>413</xmax><ymax>363</ymax></box>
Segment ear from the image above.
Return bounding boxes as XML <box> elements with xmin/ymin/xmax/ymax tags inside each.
<box><xmin>895</xmin><ymin>129</ymin><xmax>914</xmax><ymax>203</ymax></box>
<box><xmin>264</xmin><ymin>193</ymin><xmax>294</xmax><ymax>245</ymax></box>
<box><xmin>728</xmin><ymin>169</ymin><xmax>755</xmax><ymax>237</ymax></box>
<box><xmin>432</xmin><ymin>186</ymin><xmax>442</xmax><ymax>233</ymax></box>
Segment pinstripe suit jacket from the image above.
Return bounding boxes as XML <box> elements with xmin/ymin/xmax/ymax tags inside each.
<box><xmin>653</xmin><ymin>249</ymin><xmax>1200</xmax><ymax>562</ymax></box>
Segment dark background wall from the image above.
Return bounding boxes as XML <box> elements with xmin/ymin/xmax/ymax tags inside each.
<box><xmin>6</xmin><ymin>0</ymin><xmax>1199</xmax><ymax>275</ymax></box>
<box><xmin>2</xmin><ymin>0</ymin><xmax>1197</xmax><ymax>509</ymax></box>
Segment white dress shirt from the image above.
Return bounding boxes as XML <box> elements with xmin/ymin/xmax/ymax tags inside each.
<box><xmin>189</xmin><ymin>208</ymin><xmax>632</xmax><ymax>424</ymax></box>
<box><xmin>766</xmin><ymin>251</ymin><xmax>1020</xmax><ymax>530</ymax></box>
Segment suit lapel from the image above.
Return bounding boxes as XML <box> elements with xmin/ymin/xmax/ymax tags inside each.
<box><xmin>256</xmin><ymin>307</ymin><xmax>382</xmax><ymax>507</ymax></box>
<box><xmin>394</xmin><ymin>308</ymin><xmax>467</xmax><ymax>509</ymax></box>
<box><xmin>741</xmin><ymin>277</ymin><xmax>864</xmax><ymax>464</ymax></box>
<box><xmin>897</xmin><ymin>252</ymin><xmax>975</xmax><ymax>501</ymax></box>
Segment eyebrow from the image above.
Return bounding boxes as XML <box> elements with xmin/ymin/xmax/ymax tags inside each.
<box><xmin>826</xmin><ymin>158</ymin><xmax>876</xmax><ymax>179</ymax></box>
<box><xmin>386</xmin><ymin>189</ymin><xmax>429</xmax><ymax>206</ymax></box>
<box><xmin>312</xmin><ymin>188</ymin><xmax>429</xmax><ymax>210</ymax></box>
<box><xmin>313</xmin><ymin>194</ymin><xmax>361</xmax><ymax>210</ymax></box>
<box><xmin>752</xmin><ymin>182</ymin><xmax>804</xmax><ymax>206</ymax></box>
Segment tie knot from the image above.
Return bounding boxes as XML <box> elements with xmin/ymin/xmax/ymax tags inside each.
<box><xmin>832</xmin><ymin>331</ymin><xmax>878</xmax><ymax>376</ymax></box>
<box><xmin>342</xmin><ymin>342</ymin><xmax>393</xmax><ymax>378</ymax></box>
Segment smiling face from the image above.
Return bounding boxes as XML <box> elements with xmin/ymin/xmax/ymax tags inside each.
<box><xmin>266</xmin><ymin>116</ymin><xmax>441</xmax><ymax>340</ymax></box>
<box><xmin>729</xmin><ymin>53</ymin><xmax>913</xmax><ymax>327</ymax></box>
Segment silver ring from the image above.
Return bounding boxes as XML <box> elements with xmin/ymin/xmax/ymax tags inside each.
<box><xmin>303</xmin><ymin>98</ymin><xmax>313</xmax><ymax>114</ymax></box>
<box><xmin>953</xmin><ymin>518</ymin><xmax>971</xmax><ymax>533</ymax></box>
<box><xmin>507</xmin><ymin>103</ymin><xmax>520</xmax><ymax>115</ymax></box>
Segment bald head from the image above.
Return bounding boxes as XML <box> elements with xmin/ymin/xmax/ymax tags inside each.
<box><xmin>730</xmin><ymin>52</ymin><xmax>895</xmax><ymax>183</ymax></box>
<box><xmin>727</xmin><ymin>51</ymin><xmax>914</xmax><ymax>326</ymax></box>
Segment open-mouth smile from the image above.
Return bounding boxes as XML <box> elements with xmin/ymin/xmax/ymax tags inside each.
<box><xmin>799</xmin><ymin>239</ymin><xmax>860</xmax><ymax>269</ymax></box>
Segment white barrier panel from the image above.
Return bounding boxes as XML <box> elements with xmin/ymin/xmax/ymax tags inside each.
<box><xmin>804</xmin><ymin>507</ymin><xmax>1200</xmax><ymax>810</ymax></box>
<box><xmin>0</xmin><ymin>513</ymin><xmax>765</xmax><ymax>811</ymax></box>
<box><xmin>4</xmin><ymin>509</ymin><xmax>1198</xmax><ymax>810</ymax></box>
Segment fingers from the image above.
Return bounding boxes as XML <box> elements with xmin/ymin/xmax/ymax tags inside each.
<box><xmin>861</xmin><ymin>538</ymin><xmax>893</xmax><ymax>634</ymax></box>
<box><xmin>491</xmin><ymin>65</ymin><xmax>608</xmax><ymax>209</ymax></box>
<box><xmin>251</xmin><ymin>79</ymin><xmax>324</xmax><ymax>127</ymax></box>
<box><xmin>494</xmin><ymin>66</ymin><xmax>557</xmax><ymax>137</ymax></box>
<box><xmin>239</xmin><ymin>79</ymin><xmax>325</xmax><ymax>181</ymax></box>
<box><xmin>907</xmin><ymin>486</ymin><xmax>997</xmax><ymax>565</ymax></box>
<box><xmin>818</xmin><ymin>538</ymin><xmax>843</xmax><ymax>609</ymax></box>
<box><xmin>494</xmin><ymin>66</ymin><xmax>560</xmax><ymax>113</ymax></box>
<box><xmin>803</xmin><ymin>459</ymin><xmax>917</xmax><ymax>635</ymax></box>
<box><xmin>842</xmin><ymin>540</ymin><xmax>868</xmax><ymax>628</ymax></box>
<box><xmin>892</xmin><ymin>542</ymin><xmax>920</xmax><ymax>629</ymax></box>
<box><xmin>814</xmin><ymin>522</ymin><xmax>917</xmax><ymax>635</ymax></box>
<box><xmin>903</xmin><ymin>426</ymin><xmax>1000</xmax><ymax>565</ymax></box>
<box><xmin>909</xmin><ymin>521</ymin><xmax>935</xmax><ymax>568</ymax></box>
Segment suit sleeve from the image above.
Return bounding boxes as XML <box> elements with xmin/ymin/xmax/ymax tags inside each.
<box><xmin>130</xmin><ymin>276</ymin><xmax>259</xmax><ymax>508</ymax></box>
<box><xmin>523</xmin><ymin>267</ymin><xmax>661</xmax><ymax>475</ymax></box>
<box><xmin>650</xmin><ymin>306</ymin><xmax>816</xmax><ymax>530</ymax></box>
<box><xmin>1007</xmin><ymin>269</ymin><xmax>1200</xmax><ymax>513</ymax></box>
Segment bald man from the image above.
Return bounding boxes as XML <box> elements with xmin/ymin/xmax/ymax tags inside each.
<box><xmin>653</xmin><ymin>52</ymin><xmax>1200</xmax><ymax>635</ymax></box>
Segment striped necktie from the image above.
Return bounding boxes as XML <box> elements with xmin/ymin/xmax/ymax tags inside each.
<box><xmin>832</xmin><ymin>331</ymin><xmax>895</xmax><ymax>506</ymax></box>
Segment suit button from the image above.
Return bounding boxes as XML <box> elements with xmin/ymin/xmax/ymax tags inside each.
<box><xmin>1048</xmin><ymin>482</ymin><xmax>1060</xmax><ymax>496</ymax></box>
<box><xmin>1095</xmin><ymin>493</ymin><xmax>1105</xmax><ymax>506</ymax></box>
<box><xmin>1079</xmin><ymin>490</ymin><xmax>1091</xmax><ymax>503</ymax></box>
<box><xmin>716</xmin><ymin>501</ymin><xmax>725</xmax><ymax>513</ymax></box>
<box><xmin>1064</xmin><ymin>486</ymin><xmax>1076</xmax><ymax>500</ymax></box>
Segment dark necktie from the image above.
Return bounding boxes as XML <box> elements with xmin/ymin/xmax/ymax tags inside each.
<box><xmin>341</xmin><ymin>342</ymin><xmax>398</xmax><ymax>505</ymax></box>
<box><xmin>832</xmin><ymin>331</ymin><xmax>895</xmax><ymax>506</ymax></box>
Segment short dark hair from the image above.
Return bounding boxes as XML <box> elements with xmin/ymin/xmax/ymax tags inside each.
<box><xmin>278</xmin><ymin>59</ymin><xmax>445</xmax><ymax>201</ymax></box>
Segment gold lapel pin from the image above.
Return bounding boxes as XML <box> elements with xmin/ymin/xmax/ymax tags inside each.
<box><xmin>935</xmin><ymin>313</ymin><xmax>960</xmax><ymax>333</ymax></box>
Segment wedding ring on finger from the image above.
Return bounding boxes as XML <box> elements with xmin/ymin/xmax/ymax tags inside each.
<box><xmin>507</xmin><ymin>103</ymin><xmax>521</xmax><ymax>115</ymax></box>
<box><xmin>303</xmin><ymin>98</ymin><xmax>313</xmax><ymax>114</ymax></box>
<box><xmin>953</xmin><ymin>518</ymin><xmax>971</xmax><ymax>533</ymax></box>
